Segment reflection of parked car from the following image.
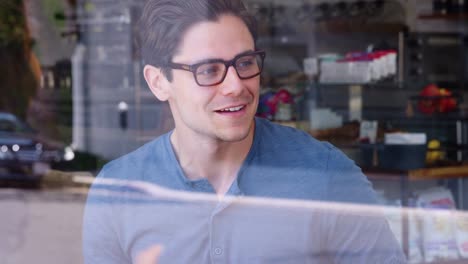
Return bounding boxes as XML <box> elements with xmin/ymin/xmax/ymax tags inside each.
<box><xmin>0</xmin><ymin>112</ymin><xmax>74</xmax><ymax>180</ymax></box>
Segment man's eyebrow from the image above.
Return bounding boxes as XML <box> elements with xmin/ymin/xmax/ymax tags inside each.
<box><xmin>192</xmin><ymin>49</ymin><xmax>255</xmax><ymax>65</ymax></box>
<box><xmin>236</xmin><ymin>49</ymin><xmax>255</xmax><ymax>56</ymax></box>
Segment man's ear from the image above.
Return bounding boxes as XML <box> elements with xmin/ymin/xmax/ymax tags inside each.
<box><xmin>143</xmin><ymin>65</ymin><xmax>170</xmax><ymax>101</ymax></box>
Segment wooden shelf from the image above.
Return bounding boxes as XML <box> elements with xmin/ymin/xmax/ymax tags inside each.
<box><xmin>316</xmin><ymin>20</ymin><xmax>406</xmax><ymax>34</ymax></box>
<box><xmin>419</xmin><ymin>13</ymin><xmax>468</xmax><ymax>21</ymax></box>
<box><xmin>364</xmin><ymin>169</ymin><xmax>408</xmax><ymax>181</ymax></box>
<box><xmin>409</xmin><ymin>165</ymin><xmax>468</xmax><ymax>180</ymax></box>
<box><xmin>363</xmin><ymin>165</ymin><xmax>468</xmax><ymax>181</ymax></box>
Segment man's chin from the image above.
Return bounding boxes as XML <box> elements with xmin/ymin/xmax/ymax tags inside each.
<box><xmin>215</xmin><ymin>124</ymin><xmax>253</xmax><ymax>143</ymax></box>
<box><xmin>217</xmin><ymin>133</ymin><xmax>250</xmax><ymax>143</ymax></box>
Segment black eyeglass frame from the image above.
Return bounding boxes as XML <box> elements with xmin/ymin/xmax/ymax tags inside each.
<box><xmin>165</xmin><ymin>50</ymin><xmax>266</xmax><ymax>87</ymax></box>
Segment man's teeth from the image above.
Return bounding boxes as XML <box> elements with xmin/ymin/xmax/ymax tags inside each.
<box><xmin>220</xmin><ymin>105</ymin><xmax>244</xmax><ymax>112</ymax></box>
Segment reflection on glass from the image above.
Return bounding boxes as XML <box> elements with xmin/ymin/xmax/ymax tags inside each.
<box><xmin>1</xmin><ymin>0</ymin><xmax>468</xmax><ymax>264</ymax></box>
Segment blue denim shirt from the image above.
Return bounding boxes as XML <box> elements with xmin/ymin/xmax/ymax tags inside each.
<box><xmin>83</xmin><ymin>118</ymin><xmax>406</xmax><ymax>263</ymax></box>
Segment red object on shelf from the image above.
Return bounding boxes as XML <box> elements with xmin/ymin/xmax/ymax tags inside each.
<box><xmin>438</xmin><ymin>88</ymin><xmax>457</xmax><ymax>113</ymax></box>
<box><xmin>417</xmin><ymin>84</ymin><xmax>457</xmax><ymax>115</ymax></box>
<box><xmin>418</xmin><ymin>84</ymin><xmax>440</xmax><ymax>115</ymax></box>
<box><xmin>275</xmin><ymin>89</ymin><xmax>294</xmax><ymax>104</ymax></box>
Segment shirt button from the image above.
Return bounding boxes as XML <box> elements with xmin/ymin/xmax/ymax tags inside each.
<box><xmin>214</xmin><ymin>247</ymin><xmax>223</xmax><ymax>255</ymax></box>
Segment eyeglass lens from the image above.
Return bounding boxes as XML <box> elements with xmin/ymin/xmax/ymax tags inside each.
<box><xmin>195</xmin><ymin>53</ymin><xmax>263</xmax><ymax>86</ymax></box>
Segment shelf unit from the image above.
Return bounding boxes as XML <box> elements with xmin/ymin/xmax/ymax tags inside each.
<box><xmin>315</xmin><ymin>20</ymin><xmax>406</xmax><ymax>34</ymax></box>
<box><xmin>419</xmin><ymin>13</ymin><xmax>468</xmax><ymax>21</ymax></box>
<box><xmin>366</xmin><ymin>166</ymin><xmax>468</xmax><ymax>261</ymax></box>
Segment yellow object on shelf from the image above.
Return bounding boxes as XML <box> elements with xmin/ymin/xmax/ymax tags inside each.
<box><xmin>426</xmin><ymin>139</ymin><xmax>444</xmax><ymax>164</ymax></box>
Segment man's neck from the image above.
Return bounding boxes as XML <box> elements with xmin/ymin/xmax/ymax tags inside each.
<box><xmin>170</xmin><ymin>124</ymin><xmax>255</xmax><ymax>196</ymax></box>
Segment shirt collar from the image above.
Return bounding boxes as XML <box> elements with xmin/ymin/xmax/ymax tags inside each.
<box><xmin>166</xmin><ymin>118</ymin><xmax>262</xmax><ymax>196</ymax></box>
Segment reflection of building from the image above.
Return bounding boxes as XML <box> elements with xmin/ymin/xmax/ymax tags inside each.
<box><xmin>24</xmin><ymin>0</ymin><xmax>77</xmax><ymax>142</ymax></box>
<box><xmin>27</xmin><ymin>60</ymin><xmax>73</xmax><ymax>143</ymax></box>
<box><xmin>72</xmin><ymin>0</ymin><xmax>173</xmax><ymax>160</ymax></box>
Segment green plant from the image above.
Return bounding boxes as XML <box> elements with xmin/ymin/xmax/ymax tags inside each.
<box><xmin>0</xmin><ymin>0</ymin><xmax>38</xmax><ymax>120</ymax></box>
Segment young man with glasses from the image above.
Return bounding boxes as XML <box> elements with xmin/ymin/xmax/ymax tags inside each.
<box><xmin>83</xmin><ymin>0</ymin><xmax>406</xmax><ymax>263</ymax></box>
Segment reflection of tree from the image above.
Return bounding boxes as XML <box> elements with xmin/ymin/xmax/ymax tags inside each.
<box><xmin>0</xmin><ymin>0</ymin><xmax>41</xmax><ymax>120</ymax></box>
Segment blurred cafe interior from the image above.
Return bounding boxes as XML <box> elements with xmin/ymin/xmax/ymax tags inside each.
<box><xmin>4</xmin><ymin>0</ymin><xmax>468</xmax><ymax>263</ymax></box>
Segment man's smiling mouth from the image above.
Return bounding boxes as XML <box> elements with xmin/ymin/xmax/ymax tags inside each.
<box><xmin>216</xmin><ymin>105</ymin><xmax>246</xmax><ymax>113</ymax></box>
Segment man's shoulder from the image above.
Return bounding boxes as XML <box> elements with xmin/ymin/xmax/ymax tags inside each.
<box><xmin>255</xmin><ymin>117</ymin><xmax>334</xmax><ymax>154</ymax></box>
<box><xmin>98</xmin><ymin>133</ymin><xmax>170</xmax><ymax>181</ymax></box>
<box><xmin>86</xmin><ymin>132</ymin><xmax>181</xmax><ymax>206</ymax></box>
<box><xmin>252</xmin><ymin>118</ymin><xmax>346</xmax><ymax>175</ymax></box>
<box><xmin>254</xmin><ymin>118</ymin><xmax>363</xmax><ymax>177</ymax></box>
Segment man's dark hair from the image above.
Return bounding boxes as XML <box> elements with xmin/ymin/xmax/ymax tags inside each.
<box><xmin>138</xmin><ymin>0</ymin><xmax>257</xmax><ymax>81</ymax></box>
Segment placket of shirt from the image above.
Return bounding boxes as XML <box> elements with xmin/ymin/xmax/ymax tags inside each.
<box><xmin>208</xmin><ymin>179</ymin><xmax>243</xmax><ymax>264</ymax></box>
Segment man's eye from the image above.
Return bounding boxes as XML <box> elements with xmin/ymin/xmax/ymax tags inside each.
<box><xmin>237</xmin><ymin>58</ymin><xmax>255</xmax><ymax>68</ymax></box>
<box><xmin>197</xmin><ymin>65</ymin><xmax>221</xmax><ymax>76</ymax></box>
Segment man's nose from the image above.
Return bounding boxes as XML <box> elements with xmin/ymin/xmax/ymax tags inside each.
<box><xmin>218</xmin><ymin>65</ymin><xmax>244</xmax><ymax>96</ymax></box>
